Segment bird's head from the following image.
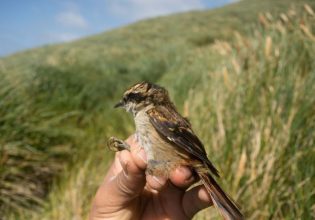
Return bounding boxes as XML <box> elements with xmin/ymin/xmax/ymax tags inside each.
<box><xmin>114</xmin><ymin>81</ymin><xmax>170</xmax><ymax>114</ymax></box>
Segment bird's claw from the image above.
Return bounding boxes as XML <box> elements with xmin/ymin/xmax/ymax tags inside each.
<box><xmin>107</xmin><ymin>137</ymin><xmax>130</xmax><ymax>152</ymax></box>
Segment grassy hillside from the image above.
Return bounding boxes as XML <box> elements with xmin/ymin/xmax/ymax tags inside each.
<box><xmin>1</xmin><ymin>0</ymin><xmax>315</xmax><ymax>219</ymax></box>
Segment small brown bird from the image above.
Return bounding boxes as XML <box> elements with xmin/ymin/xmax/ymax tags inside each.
<box><xmin>108</xmin><ymin>82</ymin><xmax>243</xmax><ymax>220</ymax></box>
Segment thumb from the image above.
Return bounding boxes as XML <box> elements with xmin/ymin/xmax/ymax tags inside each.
<box><xmin>92</xmin><ymin>136</ymin><xmax>147</xmax><ymax>213</ymax></box>
<box><xmin>111</xmin><ymin>148</ymin><xmax>146</xmax><ymax>200</ymax></box>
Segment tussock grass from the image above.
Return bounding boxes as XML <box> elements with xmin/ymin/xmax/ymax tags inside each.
<box><xmin>189</xmin><ymin>6</ymin><xmax>315</xmax><ymax>219</ymax></box>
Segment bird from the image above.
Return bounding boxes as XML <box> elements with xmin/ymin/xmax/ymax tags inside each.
<box><xmin>108</xmin><ymin>81</ymin><xmax>243</xmax><ymax>220</ymax></box>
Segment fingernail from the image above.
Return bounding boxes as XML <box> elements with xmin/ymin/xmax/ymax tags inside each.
<box><xmin>119</xmin><ymin>155</ymin><xmax>129</xmax><ymax>177</ymax></box>
<box><xmin>178</xmin><ymin>166</ymin><xmax>192</xmax><ymax>180</ymax></box>
<box><xmin>137</xmin><ymin>148</ymin><xmax>147</xmax><ymax>164</ymax></box>
<box><xmin>122</xmin><ymin>161</ymin><xmax>129</xmax><ymax>177</ymax></box>
<box><xmin>199</xmin><ymin>187</ymin><xmax>212</xmax><ymax>202</ymax></box>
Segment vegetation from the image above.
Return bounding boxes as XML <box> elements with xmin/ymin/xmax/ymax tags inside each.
<box><xmin>0</xmin><ymin>0</ymin><xmax>314</xmax><ymax>219</ymax></box>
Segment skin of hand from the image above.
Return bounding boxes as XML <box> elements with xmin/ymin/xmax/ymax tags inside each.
<box><xmin>89</xmin><ymin>135</ymin><xmax>213</xmax><ymax>220</ymax></box>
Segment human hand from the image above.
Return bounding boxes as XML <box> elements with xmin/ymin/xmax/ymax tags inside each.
<box><xmin>89</xmin><ymin>135</ymin><xmax>213</xmax><ymax>220</ymax></box>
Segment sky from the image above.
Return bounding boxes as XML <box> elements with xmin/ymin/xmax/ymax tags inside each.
<box><xmin>0</xmin><ymin>0</ymin><xmax>235</xmax><ymax>57</ymax></box>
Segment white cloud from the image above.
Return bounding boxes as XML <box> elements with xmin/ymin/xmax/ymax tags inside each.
<box><xmin>56</xmin><ymin>10</ymin><xmax>88</xmax><ymax>28</ymax></box>
<box><xmin>106</xmin><ymin>0</ymin><xmax>205</xmax><ymax>21</ymax></box>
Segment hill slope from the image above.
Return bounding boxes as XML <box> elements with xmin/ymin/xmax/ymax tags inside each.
<box><xmin>1</xmin><ymin>0</ymin><xmax>315</xmax><ymax>219</ymax></box>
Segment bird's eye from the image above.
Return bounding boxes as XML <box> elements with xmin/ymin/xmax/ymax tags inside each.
<box><xmin>127</xmin><ymin>92</ymin><xmax>144</xmax><ymax>102</ymax></box>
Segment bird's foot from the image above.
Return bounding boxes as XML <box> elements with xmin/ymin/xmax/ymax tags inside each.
<box><xmin>107</xmin><ymin>137</ymin><xmax>130</xmax><ymax>152</ymax></box>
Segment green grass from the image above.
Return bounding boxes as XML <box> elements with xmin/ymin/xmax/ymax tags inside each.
<box><xmin>1</xmin><ymin>0</ymin><xmax>315</xmax><ymax>219</ymax></box>
<box><xmin>188</xmin><ymin>10</ymin><xmax>315</xmax><ymax>219</ymax></box>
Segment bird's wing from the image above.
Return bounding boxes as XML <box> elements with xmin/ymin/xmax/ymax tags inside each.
<box><xmin>147</xmin><ymin>105</ymin><xmax>219</xmax><ymax>177</ymax></box>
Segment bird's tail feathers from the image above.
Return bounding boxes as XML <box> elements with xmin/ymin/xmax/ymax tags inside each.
<box><xmin>197</xmin><ymin>172</ymin><xmax>244</xmax><ymax>220</ymax></box>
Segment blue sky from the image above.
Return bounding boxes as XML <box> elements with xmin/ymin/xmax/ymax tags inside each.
<box><xmin>0</xmin><ymin>0</ymin><xmax>234</xmax><ymax>57</ymax></box>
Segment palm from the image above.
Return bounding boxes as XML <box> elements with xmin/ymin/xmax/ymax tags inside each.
<box><xmin>126</xmin><ymin>184</ymin><xmax>190</xmax><ymax>220</ymax></box>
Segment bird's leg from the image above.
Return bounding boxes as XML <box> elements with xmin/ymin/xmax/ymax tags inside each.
<box><xmin>107</xmin><ymin>137</ymin><xmax>130</xmax><ymax>152</ymax></box>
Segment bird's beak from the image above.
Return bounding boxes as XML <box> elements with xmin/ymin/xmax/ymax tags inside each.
<box><xmin>114</xmin><ymin>100</ymin><xmax>124</xmax><ymax>108</ymax></box>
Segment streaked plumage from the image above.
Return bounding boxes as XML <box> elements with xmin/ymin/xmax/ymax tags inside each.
<box><xmin>114</xmin><ymin>81</ymin><xmax>243</xmax><ymax>220</ymax></box>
